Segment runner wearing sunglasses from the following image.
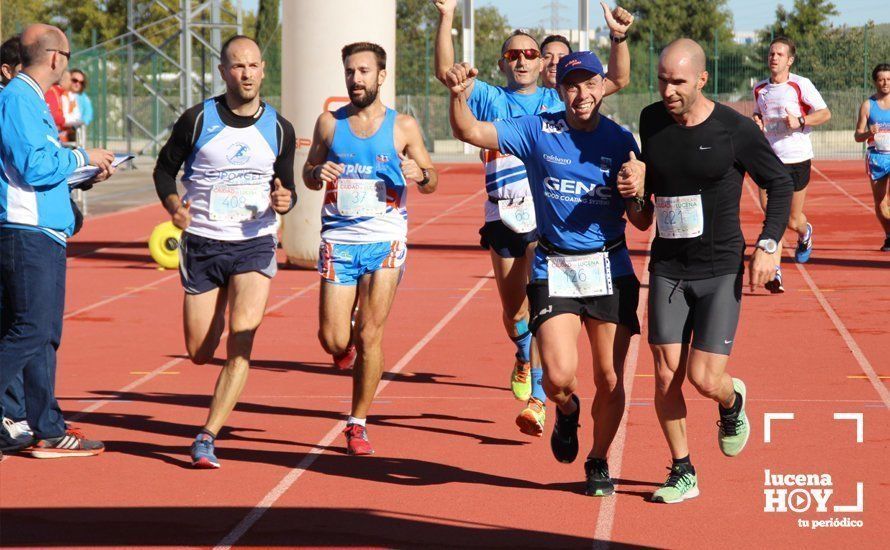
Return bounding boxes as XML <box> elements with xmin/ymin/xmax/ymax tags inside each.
<box><xmin>433</xmin><ymin>0</ymin><xmax>633</xmax><ymax>437</ymax></box>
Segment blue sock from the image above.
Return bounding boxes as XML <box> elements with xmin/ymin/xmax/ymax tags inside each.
<box><xmin>511</xmin><ymin>330</ymin><xmax>532</xmax><ymax>363</ymax></box>
<box><xmin>531</xmin><ymin>367</ymin><xmax>546</xmax><ymax>403</ymax></box>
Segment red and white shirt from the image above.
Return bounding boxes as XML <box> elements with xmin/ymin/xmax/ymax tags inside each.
<box><xmin>753</xmin><ymin>73</ymin><xmax>827</xmax><ymax>163</ymax></box>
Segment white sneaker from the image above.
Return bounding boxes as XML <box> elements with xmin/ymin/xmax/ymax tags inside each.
<box><xmin>2</xmin><ymin>417</ymin><xmax>33</xmax><ymax>443</ymax></box>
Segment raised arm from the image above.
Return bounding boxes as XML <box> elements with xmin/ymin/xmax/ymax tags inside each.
<box><xmin>433</xmin><ymin>0</ymin><xmax>470</xmax><ymax>91</ymax></box>
<box><xmin>447</xmin><ymin>63</ymin><xmax>500</xmax><ymax>150</ymax></box>
<box><xmin>301</xmin><ymin>112</ymin><xmax>343</xmax><ymax>191</ymax></box>
<box><xmin>397</xmin><ymin>114</ymin><xmax>439</xmax><ymax>194</ymax></box>
<box><xmin>601</xmin><ymin>2</ymin><xmax>634</xmax><ymax>96</ymax></box>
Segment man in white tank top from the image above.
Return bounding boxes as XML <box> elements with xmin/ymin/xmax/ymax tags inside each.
<box><xmin>752</xmin><ymin>36</ymin><xmax>831</xmax><ymax>292</ymax></box>
<box><xmin>303</xmin><ymin>42</ymin><xmax>437</xmax><ymax>456</ymax></box>
<box><xmin>152</xmin><ymin>36</ymin><xmax>297</xmax><ymax>468</ymax></box>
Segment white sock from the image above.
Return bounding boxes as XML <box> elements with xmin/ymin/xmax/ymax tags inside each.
<box><xmin>347</xmin><ymin>416</ymin><xmax>366</xmax><ymax>427</ymax></box>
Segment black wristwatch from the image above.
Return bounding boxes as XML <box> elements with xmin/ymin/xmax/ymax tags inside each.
<box><xmin>610</xmin><ymin>34</ymin><xmax>627</xmax><ymax>44</ymax></box>
<box><xmin>418</xmin><ymin>168</ymin><xmax>431</xmax><ymax>187</ymax></box>
<box><xmin>797</xmin><ymin>116</ymin><xmax>806</xmax><ymax>129</ymax></box>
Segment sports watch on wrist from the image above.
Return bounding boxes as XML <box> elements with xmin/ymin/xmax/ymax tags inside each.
<box><xmin>797</xmin><ymin>116</ymin><xmax>806</xmax><ymax>129</ymax></box>
<box><xmin>756</xmin><ymin>238</ymin><xmax>778</xmax><ymax>254</ymax></box>
<box><xmin>418</xmin><ymin>168</ymin><xmax>431</xmax><ymax>187</ymax></box>
<box><xmin>610</xmin><ymin>34</ymin><xmax>627</xmax><ymax>44</ymax></box>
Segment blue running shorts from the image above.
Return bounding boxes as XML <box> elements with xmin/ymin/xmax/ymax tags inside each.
<box><xmin>318</xmin><ymin>240</ymin><xmax>407</xmax><ymax>285</ymax></box>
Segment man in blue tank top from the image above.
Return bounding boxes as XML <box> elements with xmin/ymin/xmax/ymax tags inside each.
<box><xmin>447</xmin><ymin>51</ymin><xmax>649</xmax><ymax>496</ymax></box>
<box><xmin>153</xmin><ymin>36</ymin><xmax>298</xmax><ymax>468</ymax></box>
<box><xmin>434</xmin><ymin>0</ymin><xmax>634</xmax><ymax>436</ymax></box>
<box><xmin>303</xmin><ymin>42</ymin><xmax>438</xmax><ymax>456</ymax></box>
<box><xmin>854</xmin><ymin>63</ymin><xmax>890</xmax><ymax>251</ymax></box>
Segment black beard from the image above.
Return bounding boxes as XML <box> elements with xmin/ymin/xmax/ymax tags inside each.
<box><xmin>350</xmin><ymin>86</ymin><xmax>378</xmax><ymax>108</ymax></box>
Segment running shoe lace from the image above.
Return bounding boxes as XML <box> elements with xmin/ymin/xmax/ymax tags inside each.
<box><xmin>65</xmin><ymin>427</ymin><xmax>85</xmax><ymax>439</ymax></box>
<box><xmin>717</xmin><ymin>417</ymin><xmax>743</xmax><ymax>436</ymax></box>
<box><xmin>593</xmin><ymin>461</ymin><xmax>609</xmax><ymax>480</ymax></box>
<box><xmin>665</xmin><ymin>466</ymin><xmax>691</xmax><ymax>489</ymax></box>
<box><xmin>514</xmin><ymin>363</ymin><xmax>529</xmax><ymax>383</ymax></box>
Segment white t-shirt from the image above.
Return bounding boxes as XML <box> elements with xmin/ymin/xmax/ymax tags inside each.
<box><xmin>753</xmin><ymin>73</ymin><xmax>827</xmax><ymax>164</ymax></box>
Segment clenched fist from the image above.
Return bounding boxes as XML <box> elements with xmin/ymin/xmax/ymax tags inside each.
<box><xmin>601</xmin><ymin>2</ymin><xmax>634</xmax><ymax>37</ymax></box>
<box><xmin>445</xmin><ymin>62</ymin><xmax>479</xmax><ymax>95</ymax></box>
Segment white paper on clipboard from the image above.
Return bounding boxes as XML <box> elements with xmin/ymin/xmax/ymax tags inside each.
<box><xmin>68</xmin><ymin>154</ymin><xmax>135</xmax><ymax>189</ymax></box>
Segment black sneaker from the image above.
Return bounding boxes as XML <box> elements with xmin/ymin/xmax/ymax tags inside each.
<box><xmin>881</xmin><ymin>237</ymin><xmax>890</xmax><ymax>252</ymax></box>
<box><xmin>550</xmin><ymin>394</ymin><xmax>580</xmax><ymax>463</ymax></box>
<box><xmin>585</xmin><ymin>458</ymin><xmax>615</xmax><ymax>497</ymax></box>
<box><xmin>0</xmin><ymin>425</ymin><xmax>34</xmax><ymax>453</ymax></box>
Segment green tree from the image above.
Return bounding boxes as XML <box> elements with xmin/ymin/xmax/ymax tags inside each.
<box><xmin>1</xmin><ymin>0</ymin><xmax>49</xmax><ymax>42</ymax></box>
<box><xmin>621</xmin><ymin>0</ymin><xmax>734</xmax><ymax>45</ymax></box>
<box><xmin>759</xmin><ymin>0</ymin><xmax>838</xmax><ymax>43</ymax></box>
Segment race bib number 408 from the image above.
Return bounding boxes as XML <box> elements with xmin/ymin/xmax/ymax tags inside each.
<box><xmin>209</xmin><ymin>184</ymin><xmax>267</xmax><ymax>222</ymax></box>
<box><xmin>547</xmin><ymin>252</ymin><xmax>613</xmax><ymax>298</ymax></box>
<box><xmin>337</xmin><ymin>178</ymin><xmax>386</xmax><ymax>217</ymax></box>
<box><xmin>655</xmin><ymin>194</ymin><xmax>704</xmax><ymax>239</ymax></box>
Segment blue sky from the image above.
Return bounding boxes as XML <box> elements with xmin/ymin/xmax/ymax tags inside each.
<box><xmin>242</xmin><ymin>1</ymin><xmax>882</xmax><ymax>33</ymax></box>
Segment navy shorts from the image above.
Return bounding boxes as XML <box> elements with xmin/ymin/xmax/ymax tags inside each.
<box><xmin>179</xmin><ymin>233</ymin><xmax>277</xmax><ymax>295</ymax></box>
<box><xmin>527</xmin><ymin>275</ymin><xmax>641</xmax><ymax>335</ymax></box>
<box><xmin>786</xmin><ymin>160</ymin><xmax>812</xmax><ymax>192</ymax></box>
<box><xmin>479</xmin><ymin>220</ymin><xmax>537</xmax><ymax>258</ymax></box>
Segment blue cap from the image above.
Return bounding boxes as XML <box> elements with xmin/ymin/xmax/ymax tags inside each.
<box><xmin>556</xmin><ymin>51</ymin><xmax>605</xmax><ymax>86</ymax></box>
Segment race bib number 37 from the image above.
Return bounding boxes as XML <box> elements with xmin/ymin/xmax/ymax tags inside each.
<box><xmin>209</xmin><ymin>184</ymin><xmax>267</xmax><ymax>222</ymax></box>
<box><xmin>498</xmin><ymin>197</ymin><xmax>537</xmax><ymax>234</ymax></box>
<box><xmin>655</xmin><ymin>194</ymin><xmax>704</xmax><ymax>239</ymax></box>
<box><xmin>337</xmin><ymin>178</ymin><xmax>386</xmax><ymax>217</ymax></box>
<box><xmin>547</xmin><ymin>252</ymin><xmax>613</xmax><ymax>298</ymax></box>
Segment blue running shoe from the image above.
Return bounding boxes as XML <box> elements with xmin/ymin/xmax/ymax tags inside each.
<box><xmin>764</xmin><ymin>266</ymin><xmax>784</xmax><ymax>294</ymax></box>
<box><xmin>191</xmin><ymin>433</ymin><xmax>220</xmax><ymax>469</ymax></box>
<box><xmin>795</xmin><ymin>223</ymin><xmax>813</xmax><ymax>263</ymax></box>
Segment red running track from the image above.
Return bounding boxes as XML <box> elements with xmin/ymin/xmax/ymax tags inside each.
<box><xmin>0</xmin><ymin>161</ymin><xmax>886</xmax><ymax>548</ymax></box>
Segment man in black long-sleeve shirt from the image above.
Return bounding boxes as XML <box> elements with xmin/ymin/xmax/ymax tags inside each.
<box><xmin>632</xmin><ymin>39</ymin><xmax>792</xmax><ymax>503</ymax></box>
<box><xmin>152</xmin><ymin>35</ymin><xmax>297</xmax><ymax>469</ymax></box>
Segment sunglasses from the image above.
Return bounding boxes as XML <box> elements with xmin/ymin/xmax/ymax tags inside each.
<box><xmin>502</xmin><ymin>49</ymin><xmax>540</xmax><ymax>61</ymax></box>
<box><xmin>46</xmin><ymin>49</ymin><xmax>71</xmax><ymax>60</ymax></box>
<box><xmin>71</xmin><ymin>78</ymin><xmax>84</xmax><ymax>84</ymax></box>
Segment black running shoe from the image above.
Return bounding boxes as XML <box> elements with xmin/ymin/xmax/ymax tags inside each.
<box><xmin>881</xmin><ymin>237</ymin><xmax>890</xmax><ymax>252</ymax></box>
<box><xmin>551</xmin><ymin>394</ymin><xmax>580</xmax><ymax>463</ymax></box>
<box><xmin>585</xmin><ymin>458</ymin><xmax>615</xmax><ymax>497</ymax></box>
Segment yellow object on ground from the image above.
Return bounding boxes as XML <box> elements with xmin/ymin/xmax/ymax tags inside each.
<box><xmin>148</xmin><ymin>221</ymin><xmax>183</xmax><ymax>269</ymax></box>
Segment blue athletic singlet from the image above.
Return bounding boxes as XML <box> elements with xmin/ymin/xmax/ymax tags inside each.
<box><xmin>322</xmin><ymin>107</ymin><xmax>408</xmax><ymax>244</ymax></box>
<box><xmin>468</xmin><ymin>80</ymin><xmax>564</xmax><ymax>222</ymax></box>
<box><xmin>494</xmin><ymin>112</ymin><xmax>639</xmax><ymax>280</ymax></box>
<box><xmin>181</xmin><ymin>99</ymin><xmax>279</xmax><ymax>241</ymax></box>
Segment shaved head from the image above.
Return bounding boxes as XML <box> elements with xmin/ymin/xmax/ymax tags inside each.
<box><xmin>657</xmin><ymin>38</ymin><xmax>711</xmax><ymax>121</ymax></box>
<box><xmin>20</xmin><ymin>24</ymin><xmax>67</xmax><ymax>68</ymax></box>
<box><xmin>660</xmin><ymin>38</ymin><xmax>707</xmax><ymax>76</ymax></box>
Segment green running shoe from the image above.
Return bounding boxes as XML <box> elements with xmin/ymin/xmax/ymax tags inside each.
<box><xmin>717</xmin><ymin>378</ymin><xmax>750</xmax><ymax>457</ymax></box>
<box><xmin>585</xmin><ymin>458</ymin><xmax>615</xmax><ymax>497</ymax></box>
<box><xmin>510</xmin><ymin>360</ymin><xmax>532</xmax><ymax>401</ymax></box>
<box><xmin>651</xmin><ymin>464</ymin><xmax>699</xmax><ymax>504</ymax></box>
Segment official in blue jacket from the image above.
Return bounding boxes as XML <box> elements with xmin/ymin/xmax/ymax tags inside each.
<box><xmin>0</xmin><ymin>23</ymin><xmax>114</xmax><ymax>457</ymax></box>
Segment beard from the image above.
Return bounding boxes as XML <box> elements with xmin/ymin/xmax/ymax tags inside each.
<box><xmin>349</xmin><ymin>85</ymin><xmax>378</xmax><ymax>108</ymax></box>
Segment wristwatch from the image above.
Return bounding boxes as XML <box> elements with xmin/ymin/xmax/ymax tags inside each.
<box><xmin>632</xmin><ymin>196</ymin><xmax>647</xmax><ymax>213</ymax></box>
<box><xmin>756</xmin><ymin>238</ymin><xmax>778</xmax><ymax>254</ymax></box>
<box><xmin>418</xmin><ymin>168</ymin><xmax>431</xmax><ymax>187</ymax></box>
<box><xmin>797</xmin><ymin>116</ymin><xmax>806</xmax><ymax>129</ymax></box>
<box><xmin>610</xmin><ymin>34</ymin><xmax>627</xmax><ymax>44</ymax></box>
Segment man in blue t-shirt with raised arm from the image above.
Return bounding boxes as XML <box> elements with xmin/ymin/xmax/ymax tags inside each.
<box><xmin>446</xmin><ymin>50</ymin><xmax>649</xmax><ymax>497</ymax></box>
<box><xmin>433</xmin><ymin>0</ymin><xmax>634</xmax><ymax>439</ymax></box>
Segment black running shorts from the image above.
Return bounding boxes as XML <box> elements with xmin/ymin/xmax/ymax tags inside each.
<box><xmin>527</xmin><ymin>275</ymin><xmax>641</xmax><ymax>335</ymax></box>
<box><xmin>479</xmin><ymin>220</ymin><xmax>537</xmax><ymax>258</ymax></box>
<box><xmin>787</xmin><ymin>159</ymin><xmax>812</xmax><ymax>192</ymax></box>
<box><xmin>179</xmin><ymin>233</ymin><xmax>277</xmax><ymax>295</ymax></box>
<box><xmin>647</xmin><ymin>272</ymin><xmax>742</xmax><ymax>355</ymax></box>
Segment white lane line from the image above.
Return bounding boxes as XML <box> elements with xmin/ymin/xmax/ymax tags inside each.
<box><xmin>67</xmin><ymin>281</ymin><xmax>321</xmax><ymax>422</ymax></box>
<box><xmin>64</xmin><ymin>273</ymin><xmax>178</xmax><ymax>320</ymax></box>
<box><xmin>811</xmin><ymin>165</ymin><xmax>872</xmax><ymax>212</ymax></box>
<box><xmin>592</xmin><ymin>227</ymin><xmax>656</xmax><ymax>549</ymax></box>
<box><xmin>409</xmin><ymin>189</ymin><xmax>484</xmax><ymax>234</ymax></box>
<box><xmin>743</xmin><ymin>180</ymin><xmax>889</xmax><ymax>409</ymax></box>
<box><xmin>214</xmin><ymin>270</ymin><xmax>494</xmax><ymax>550</ymax></box>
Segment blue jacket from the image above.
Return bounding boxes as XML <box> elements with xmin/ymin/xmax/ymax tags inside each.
<box><xmin>0</xmin><ymin>73</ymin><xmax>88</xmax><ymax>245</ymax></box>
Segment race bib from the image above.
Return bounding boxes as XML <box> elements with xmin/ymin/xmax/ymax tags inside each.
<box><xmin>209</xmin><ymin>184</ymin><xmax>267</xmax><ymax>222</ymax></box>
<box><xmin>498</xmin><ymin>197</ymin><xmax>536</xmax><ymax>233</ymax></box>
<box><xmin>655</xmin><ymin>194</ymin><xmax>704</xmax><ymax>239</ymax></box>
<box><xmin>874</xmin><ymin>131</ymin><xmax>890</xmax><ymax>153</ymax></box>
<box><xmin>337</xmin><ymin>178</ymin><xmax>386</xmax><ymax>217</ymax></box>
<box><xmin>547</xmin><ymin>252</ymin><xmax>613</xmax><ymax>298</ymax></box>
<box><xmin>764</xmin><ymin>117</ymin><xmax>789</xmax><ymax>136</ymax></box>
